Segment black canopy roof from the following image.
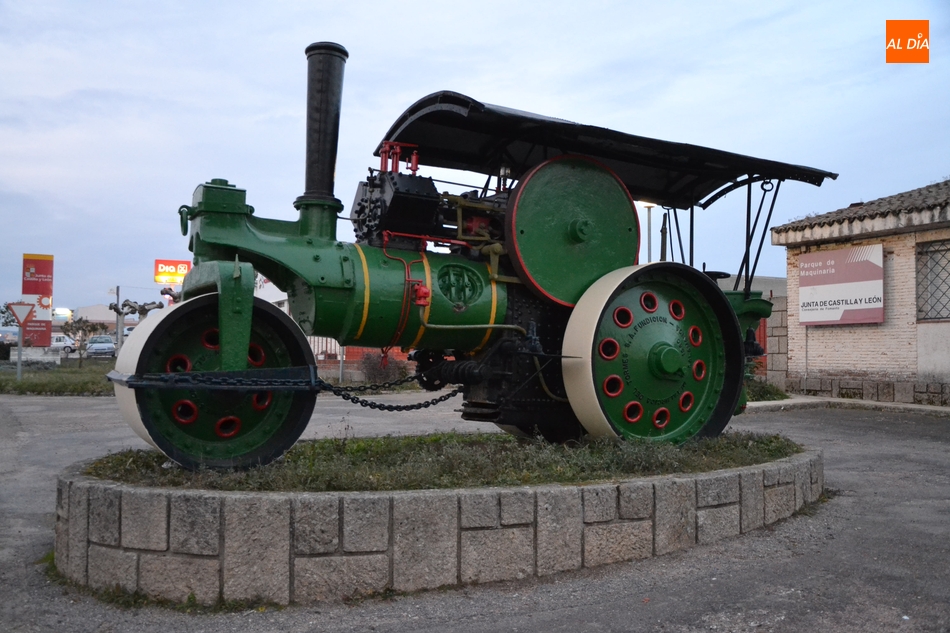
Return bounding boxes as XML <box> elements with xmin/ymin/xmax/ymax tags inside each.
<box><xmin>377</xmin><ymin>91</ymin><xmax>837</xmax><ymax>210</ymax></box>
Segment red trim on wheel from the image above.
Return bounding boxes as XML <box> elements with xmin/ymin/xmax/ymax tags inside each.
<box><xmin>652</xmin><ymin>407</ymin><xmax>671</xmax><ymax>429</ymax></box>
<box><xmin>688</xmin><ymin>326</ymin><xmax>703</xmax><ymax>347</ymax></box>
<box><xmin>669</xmin><ymin>300</ymin><xmax>685</xmax><ymax>320</ymax></box>
<box><xmin>251</xmin><ymin>391</ymin><xmax>273</xmax><ymax>411</ymax></box>
<box><xmin>602</xmin><ymin>375</ymin><xmax>624</xmax><ymax>397</ymax></box>
<box><xmin>640</xmin><ymin>292</ymin><xmax>658</xmax><ymax>313</ymax></box>
<box><xmin>247</xmin><ymin>343</ymin><xmax>266</xmax><ymax>367</ymax></box>
<box><xmin>693</xmin><ymin>360</ymin><xmax>706</xmax><ymax>381</ymax></box>
<box><xmin>172</xmin><ymin>400</ymin><xmax>198</xmax><ymax>424</ymax></box>
<box><xmin>165</xmin><ymin>354</ymin><xmax>192</xmax><ymax>373</ymax></box>
<box><xmin>679</xmin><ymin>392</ymin><xmax>694</xmax><ymax>412</ymax></box>
<box><xmin>214</xmin><ymin>416</ymin><xmax>241</xmax><ymax>439</ymax></box>
<box><xmin>201</xmin><ymin>328</ymin><xmax>220</xmax><ymax>350</ymax></box>
<box><xmin>599</xmin><ymin>338</ymin><xmax>620</xmax><ymax>361</ymax></box>
<box><xmin>613</xmin><ymin>306</ymin><xmax>633</xmax><ymax>328</ymax></box>
<box><xmin>623</xmin><ymin>401</ymin><xmax>643</xmax><ymax>423</ymax></box>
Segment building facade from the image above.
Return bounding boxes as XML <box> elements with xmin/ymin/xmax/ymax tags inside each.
<box><xmin>771</xmin><ymin>179</ymin><xmax>950</xmax><ymax>404</ymax></box>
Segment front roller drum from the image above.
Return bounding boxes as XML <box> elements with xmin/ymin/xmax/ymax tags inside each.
<box><xmin>114</xmin><ymin>294</ymin><xmax>316</xmax><ymax>469</ymax></box>
<box><xmin>562</xmin><ymin>263</ymin><xmax>744</xmax><ymax>442</ymax></box>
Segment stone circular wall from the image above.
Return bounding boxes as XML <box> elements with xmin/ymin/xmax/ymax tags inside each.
<box><xmin>54</xmin><ymin>450</ymin><xmax>823</xmax><ymax>605</ymax></box>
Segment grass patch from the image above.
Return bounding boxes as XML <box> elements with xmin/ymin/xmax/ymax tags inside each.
<box><xmin>86</xmin><ymin>431</ymin><xmax>802</xmax><ymax>492</ymax></box>
<box><xmin>745</xmin><ymin>378</ymin><xmax>790</xmax><ymax>402</ymax></box>
<box><xmin>0</xmin><ymin>361</ymin><xmax>115</xmax><ymax>396</ymax></box>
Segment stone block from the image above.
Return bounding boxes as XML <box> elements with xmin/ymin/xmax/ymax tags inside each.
<box><xmin>772</xmin><ymin>326</ymin><xmax>787</xmax><ymax>336</ymax></box>
<box><xmin>88</xmin><ymin>484</ymin><xmax>121</xmax><ymax>546</ymax></box>
<box><xmin>536</xmin><ymin>487</ymin><xmax>582</xmax><ymax>575</ymax></box>
<box><xmin>54</xmin><ymin>478</ymin><xmax>70</xmax><ymax>575</ymax></box>
<box><xmin>943</xmin><ymin>384</ymin><xmax>950</xmax><ymax>406</ymax></box>
<box><xmin>915</xmin><ymin>392</ymin><xmax>941</xmax><ymax>406</ymax></box>
<box><xmin>771</xmin><ymin>354</ymin><xmax>788</xmax><ymax>371</ymax></box>
<box><xmin>863</xmin><ymin>381</ymin><xmax>878</xmax><ymax>401</ymax></box>
<box><xmin>139</xmin><ymin>554</ymin><xmax>220</xmax><ymax>605</ymax></box>
<box><xmin>170</xmin><ymin>492</ymin><xmax>220</xmax><ymax>556</ymax></box>
<box><xmin>344</xmin><ymin>493</ymin><xmax>390</xmax><ymax>552</ymax></box>
<box><xmin>392</xmin><ymin>492</ymin><xmax>458</xmax><ymax>591</ymax></box>
<box><xmin>618</xmin><ymin>481</ymin><xmax>653</xmax><ymax>519</ymax></box>
<box><xmin>460</xmin><ymin>527</ymin><xmax>533</xmax><ymax>583</ymax></box>
<box><xmin>840</xmin><ymin>380</ymin><xmax>862</xmax><ymax>390</ymax></box>
<box><xmin>66</xmin><ymin>481</ymin><xmax>89</xmax><ymax>583</ymax></box>
<box><xmin>460</xmin><ymin>490</ymin><xmax>498</xmax><ymax>529</ymax></box>
<box><xmin>794</xmin><ymin>459</ymin><xmax>811</xmax><ymax>508</ymax></box>
<box><xmin>763</xmin><ymin>461</ymin><xmax>795</xmax><ymax>487</ymax></box>
<box><xmin>811</xmin><ymin>453</ymin><xmax>825</xmax><ymax>500</ymax></box>
<box><xmin>121</xmin><ymin>489</ymin><xmax>168</xmax><ymax>551</ymax></box>
<box><xmin>697</xmin><ymin>504</ymin><xmax>740</xmax><ymax>544</ymax></box>
<box><xmin>928</xmin><ymin>382</ymin><xmax>942</xmax><ymax>394</ymax></box>
<box><xmin>740</xmin><ymin>469</ymin><xmax>764</xmax><ymax>533</ymax></box>
<box><xmin>294</xmin><ymin>554</ymin><xmax>389</xmax><ymax>602</ymax></box>
<box><xmin>831</xmin><ymin>379</ymin><xmax>840</xmax><ymax>398</ymax></box>
<box><xmin>766</xmin><ymin>337</ymin><xmax>778</xmax><ymax>355</ymax></box>
<box><xmin>582</xmin><ymin>484</ymin><xmax>617</xmax><ymax>523</ymax></box>
<box><xmin>772</xmin><ymin>296</ymin><xmax>787</xmax><ymax>311</ymax></box>
<box><xmin>87</xmin><ymin>544</ymin><xmax>137</xmax><ymax>593</ymax></box>
<box><xmin>294</xmin><ymin>494</ymin><xmax>339</xmax><ymax>555</ymax></box>
<box><xmin>764</xmin><ymin>485</ymin><xmax>796</xmax><ymax>524</ymax></box>
<box><xmin>915</xmin><ymin>382</ymin><xmax>929</xmax><ymax>393</ymax></box>
<box><xmin>223</xmin><ymin>495</ymin><xmax>291</xmax><ymax>604</ymax></box>
<box><xmin>804</xmin><ymin>378</ymin><xmax>821</xmax><ymax>391</ymax></box>
<box><xmin>500</xmin><ymin>489</ymin><xmax>534</xmax><ymax>525</ymax></box>
<box><xmin>878</xmin><ymin>382</ymin><xmax>894</xmax><ymax>402</ymax></box>
<box><xmin>766</xmin><ymin>371</ymin><xmax>785</xmax><ymax>388</ymax></box>
<box><xmin>895</xmin><ymin>382</ymin><xmax>915</xmax><ymax>403</ymax></box>
<box><xmin>695</xmin><ymin>473</ymin><xmax>739</xmax><ymax>508</ymax></box>
<box><xmin>778</xmin><ymin>337</ymin><xmax>788</xmax><ymax>354</ymax></box>
<box><xmin>654</xmin><ymin>479</ymin><xmax>696</xmax><ymax>555</ymax></box>
<box><xmin>583</xmin><ymin>521</ymin><xmax>652</xmax><ymax>567</ymax></box>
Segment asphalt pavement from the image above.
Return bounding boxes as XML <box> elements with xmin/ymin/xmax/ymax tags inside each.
<box><xmin>1</xmin><ymin>392</ymin><xmax>948</xmax><ymax>633</ymax></box>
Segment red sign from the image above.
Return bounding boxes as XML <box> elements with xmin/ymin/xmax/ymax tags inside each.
<box><xmin>22</xmin><ymin>254</ymin><xmax>54</xmax><ymax>296</ymax></box>
<box><xmin>154</xmin><ymin>259</ymin><xmax>192</xmax><ymax>285</ymax></box>
<box><xmin>23</xmin><ymin>320</ymin><xmax>52</xmax><ymax>347</ymax></box>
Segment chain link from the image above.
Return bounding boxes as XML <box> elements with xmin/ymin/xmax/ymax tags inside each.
<box><xmin>128</xmin><ymin>369</ymin><xmax>463</xmax><ymax>413</ymax></box>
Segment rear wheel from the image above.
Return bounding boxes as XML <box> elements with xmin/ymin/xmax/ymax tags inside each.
<box><xmin>114</xmin><ymin>294</ymin><xmax>316</xmax><ymax>469</ymax></box>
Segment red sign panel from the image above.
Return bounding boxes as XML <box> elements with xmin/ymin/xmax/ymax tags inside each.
<box><xmin>799</xmin><ymin>244</ymin><xmax>884</xmax><ymax>326</ymax></box>
<box><xmin>23</xmin><ymin>320</ymin><xmax>52</xmax><ymax>347</ymax></box>
<box><xmin>22</xmin><ymin>254</ymin><xmax>54</xmax><ymax>296</ymax></box>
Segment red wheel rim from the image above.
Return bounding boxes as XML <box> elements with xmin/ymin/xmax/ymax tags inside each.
<box><xmin>172</xmin><ymin>400</ymin><xmax>198</xmax><ymax>424</ymax></box>
<box><xmin>201</xmin><ymin>328</ymin><xmax>220</xmax><ymax>350</ymax></box>
<box><xmin>640</xmin><ymin>292</ymin><xmax>658</xmax><ymax>313</ymax></box>
<box><xmin>247</xmin><ymin>343</ymin><xmax>266</xmax><ymax>367</ymax></box>
<box><xmin>599</xmin><ymin>338</ymin><xmax>620</xmax><ymax>361</ymax></box>
<box><xmin>215</xmin><ymin>416</ymin><xmax>241</xmax><ymax>439</ymax></box>
<box><xmin>165</xmin><ymin>354</ymin><xmax>192</xmax><ymax>373</ymax></box>
<box><xmin>669</xmin><ymin>300</ymin><xmax>685</xmax><ymax>320</ymax></box>
<box><xmin>623</xmin><ymin>401</ymin><xmax>643</xmax><ymax>423</ymax></box>
<box><xmin>602</xmin><ymin>375</ymin><xmax>624</xmax><ymax>398</ymax></box>
<box><xmin>652</xmin><ymin>407</ymin><xmax>671</xmax><ymax>429</ymax></box>
<box><xmin>251</xmin><ymin>391</ymin><xmax>273</xmax><ymax>411</ymax></box>
<box><xmin>693</xmin><ymin>360</ymin><xmax>707</xmax><ymax>381</ymax></box>
<box><xmin>679</xmin><ymin>392</ymin><xmax>694</xmax><ymax>412</ymax></box>
<box><xmin>688</xmin><ymin>326</ymin><xmax>702</xmax><ymax>347</ymax></box>
<box><xmin>613</xmin><ymin>306</ymin><xmax>633</xmax><ymax>328</ymax></box>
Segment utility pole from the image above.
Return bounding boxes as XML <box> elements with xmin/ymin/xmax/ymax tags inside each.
<box><xmin>644</xmin><ymin>204</ymin><xmax>655</xmax><ymax>262</ymax></box>
<box><xmin>115</xmin><ymin>286</ymin><xmax>122</xmax><ymax>354</ymax></box>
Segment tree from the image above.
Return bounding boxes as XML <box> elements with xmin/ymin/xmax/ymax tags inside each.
<box><xmin>1</xmin><ymin>303</ymin><xmax>17</xmax><ymax>328</ymax></box>
<box><xmin>61</xmin><ymin>317</ymin><xmax>109</xmax><ymax>366</ymax></box>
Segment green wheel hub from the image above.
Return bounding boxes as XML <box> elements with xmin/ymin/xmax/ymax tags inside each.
<box><xmin>562</xmin><ymin>263</ymin><xmax>744</xmax><ymax>442</ymax></box>
<box><xmin>125</xmin><ymin>295</ymin><xmax>316</xmax><ymax>469</ymax></box>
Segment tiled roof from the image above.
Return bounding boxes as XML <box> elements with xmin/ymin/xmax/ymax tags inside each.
<box><xmin>773</xmin><ymin>178</ymin><xmax>950</xmax><ymax>233</ymax></box>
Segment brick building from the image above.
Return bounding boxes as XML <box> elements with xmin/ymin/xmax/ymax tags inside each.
<box><xmin>770</xmin><ymin>179</ymin><xmax>950</xmax><ymax>404</ymax></box>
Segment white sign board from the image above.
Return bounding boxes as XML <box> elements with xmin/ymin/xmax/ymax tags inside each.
<box><xmin>798</xmin><ymin>244</ymin><xmax>884</xmax><ymax>326</ymax></box>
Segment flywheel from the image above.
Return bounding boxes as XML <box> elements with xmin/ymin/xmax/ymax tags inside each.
<box><xmin>114</xmin><ymin>294</ymin><xmax>316</xmax><ymax>469</ymax></box>
<box><xmin>562</xmin><ymin>263</ymin><xmax>744</xmax><ymax>442</ymax></box>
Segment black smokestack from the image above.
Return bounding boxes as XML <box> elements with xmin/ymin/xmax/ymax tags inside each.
<box><xmin>295</xmin><ymin>42</ymin><xmax>348</xmax><ymax>207</ymax></box>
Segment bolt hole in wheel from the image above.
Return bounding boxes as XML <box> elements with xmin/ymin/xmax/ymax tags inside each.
<box><xmin>562</xmin><ymin>263</ymin><xmax>744</xmax><ymax>444</ymax></box>
<box><xmin>113</xmin><ymin>294</ymin><xmax>317</xmax><ymax>470</ymax></box>
<box><xmin>599</xmin><ymin>338</ymin><xmax>620</xmax><ymax>360</ymax></box>
<box><xmin>623</xmin><ymin>401</ymin><xmax>643</xmax><ymax>423</ymax></box>
<box><xmin>613</xmin><ymin>306</ymin><xmax>633</xmax><ymax>328</ymax></box>
<box><xmin>201</xmin><ymin>328</ymin><xmax>220</xmax><ymax>350</ymax></box>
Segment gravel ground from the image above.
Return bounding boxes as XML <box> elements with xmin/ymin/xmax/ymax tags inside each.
<box><xmin>1</xmin><ymin>394</ymin><xmax>948</xmax><ymax>632</ymax></box>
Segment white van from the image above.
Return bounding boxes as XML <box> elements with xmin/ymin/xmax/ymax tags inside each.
<box><xmin>50</xmin><ymin>334</ymin><xmax>77</xmax><ymax>353</ymax></box>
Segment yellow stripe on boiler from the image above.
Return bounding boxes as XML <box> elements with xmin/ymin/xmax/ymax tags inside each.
<box><xmin>353</xmin><ymin>244</ymin><xmax>371</xmax><ymax>340</ymax></box>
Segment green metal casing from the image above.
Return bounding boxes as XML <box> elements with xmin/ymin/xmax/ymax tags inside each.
<box><xmin>179</xmin><ymin>180</ymin><xmax>506</xmax><ymax>360</ymax></box>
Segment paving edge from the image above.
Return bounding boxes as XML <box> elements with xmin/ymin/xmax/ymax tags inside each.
<box><xmin>746</xmin><ymin>396</ymin><xmax>950</xmax><ymax>418</ymax></box>
<box><xmin>55</xmin><ymin>450</ymin><xmax>823</xmax><ymax>605</ymax></box>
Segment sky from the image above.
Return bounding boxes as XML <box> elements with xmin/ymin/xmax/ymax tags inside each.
<box><xmin>1</xmin><ymin>0</ymin><xmax>948</xmax><ymax>315</ymax></box>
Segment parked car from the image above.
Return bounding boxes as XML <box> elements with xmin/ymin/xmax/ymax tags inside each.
<box><xmin>50</xmin><ymin>334</ymin><xmax>77</xmax><ymax>354</ymax></box>
<box><xmin>123</xmin><ymin>326</ymin><xmax>135</xmax><ymax>337</ymax></box>
<box><xmin>86</xmin><ymin>335</ymin><xmax>116</xmax><ymax>358</ymax></box>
